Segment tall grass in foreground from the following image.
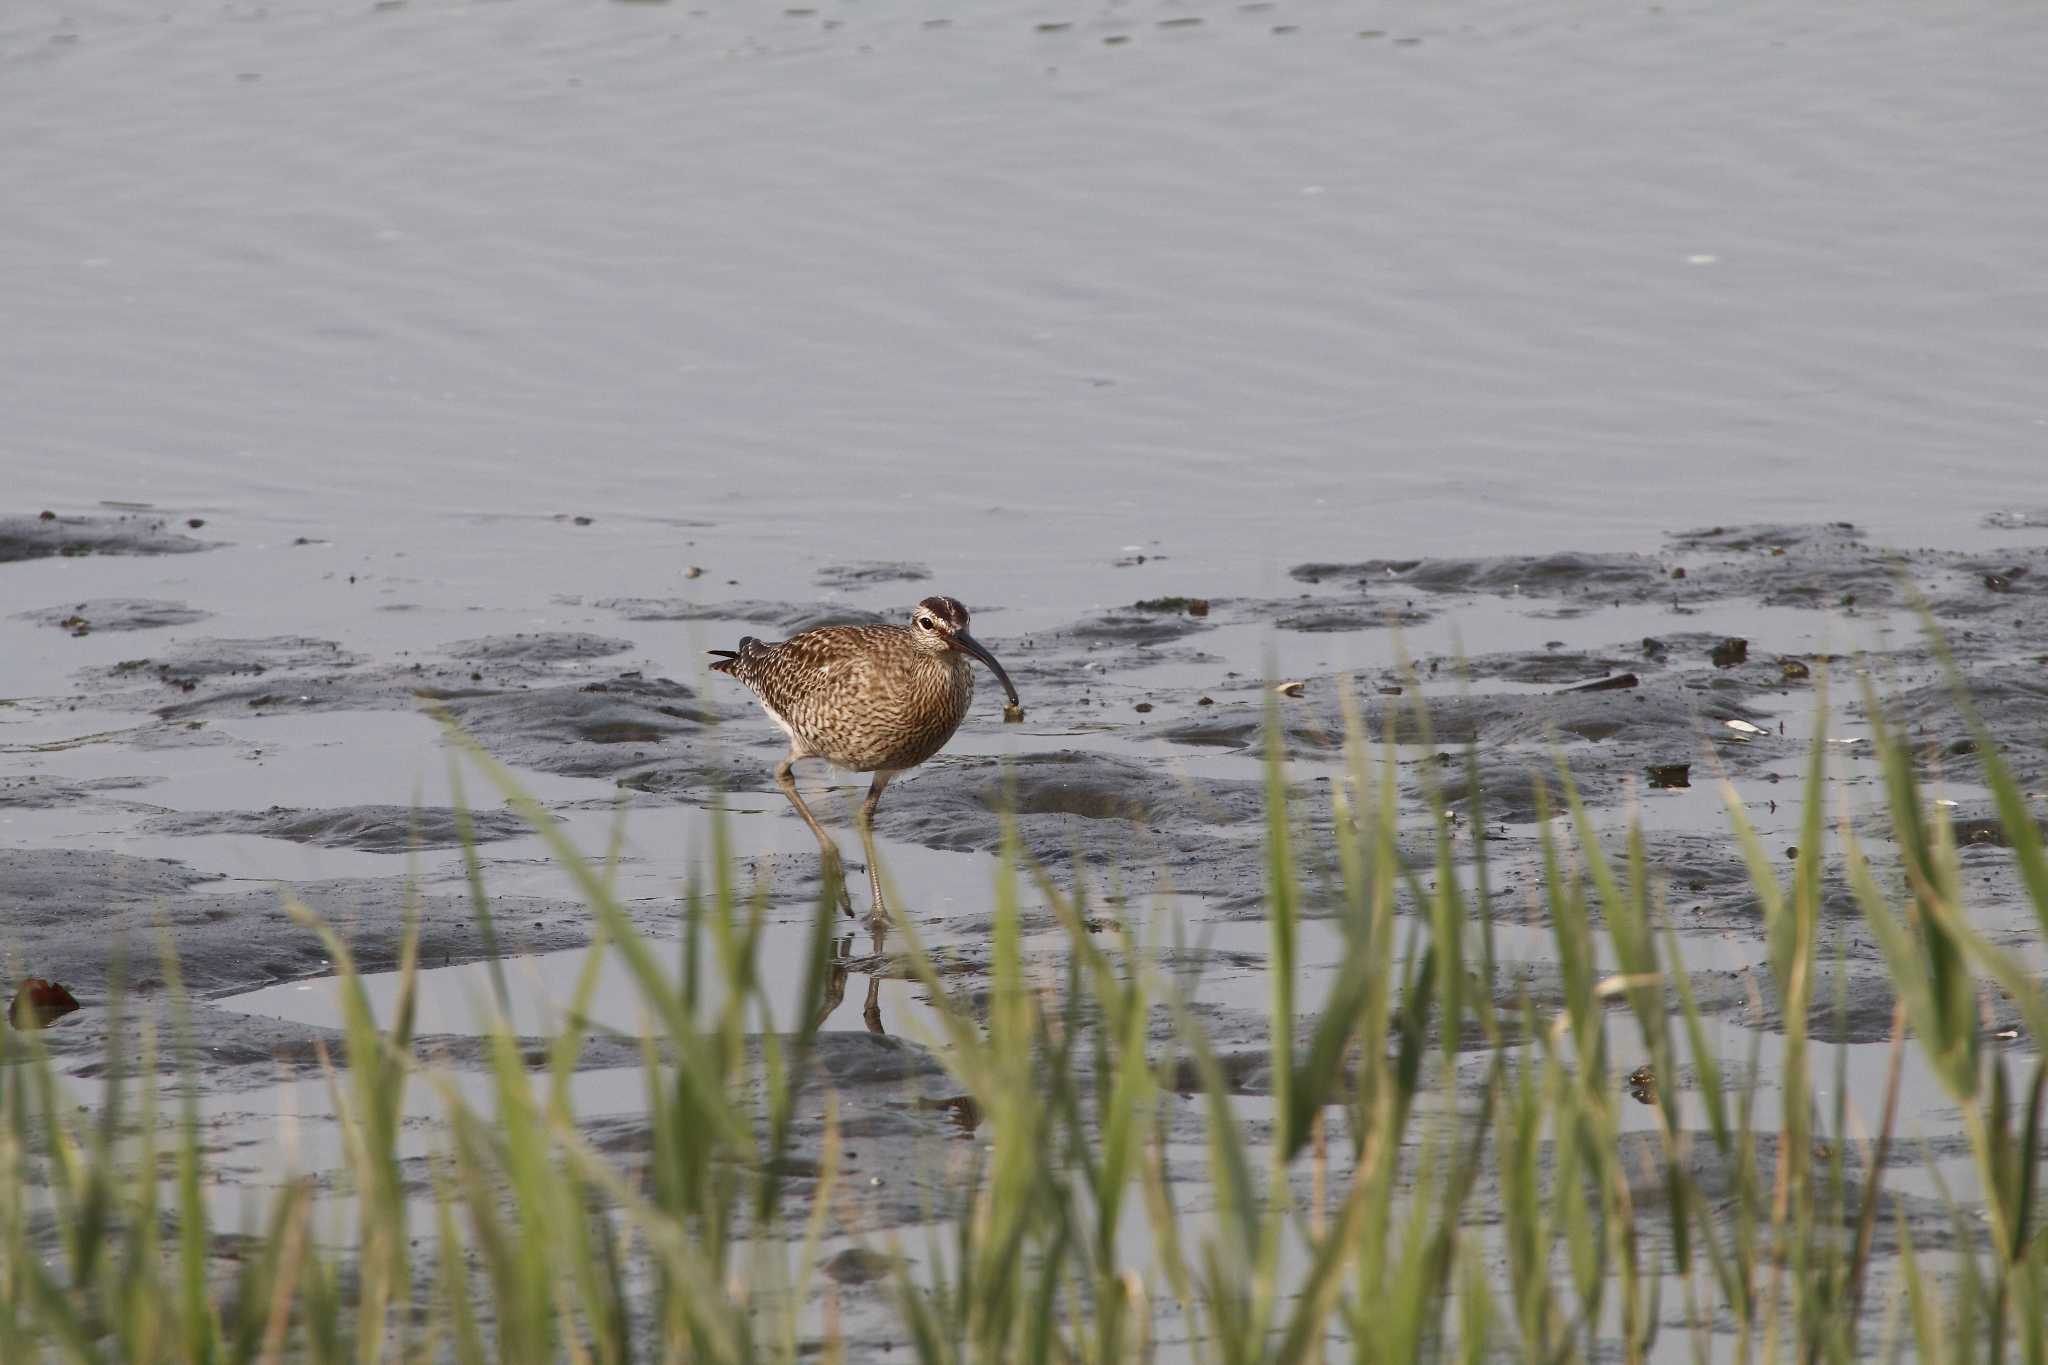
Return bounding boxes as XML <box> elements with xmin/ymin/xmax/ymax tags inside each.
<box><xmin>1</xmin><ymin>675</ymin><xmax>2045</xmax><ymax>1363</ymax></box>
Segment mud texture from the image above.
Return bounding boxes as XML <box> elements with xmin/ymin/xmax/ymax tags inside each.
<box><xmin>9</xmin><ymin>516</ymin><xmax>2048</xmax><ymax>1343</ymax></box>
<box><xmin>19</xmin><ymin>598</ymin><xmax>211</xmax><ymax>633</ymax></box>
<box><xmin>0</xmin><ymin>513</ymin><xmax>213</xmax><ymax>563</ymax></box>
<box><xmin>139</xmin><ymin>805</ymin><xmax>532</xmax><ymax>854</ymax></box>
<box><xmin>813</xmin><ymin>561</ymin><xmax>931</xmax><ymax>589</ymax></box>
<box><xmin>1289</xmin><ymin>522</ymin><xmax>2048</xmax><ymax>618</ymax></box>
<box><xmin>0</xmin><ymin>774</ymin><xmax>161</xmax><ymax>809</ymax></box>
<box><xmin>438</xmin><ymin>632</ymin><xmax>635</xmax><ymax>664</ymax></box>
<box><xmin>597</xmin><ymin>597</ymin><xmax>889</xmax><ymax>634</ymax></box>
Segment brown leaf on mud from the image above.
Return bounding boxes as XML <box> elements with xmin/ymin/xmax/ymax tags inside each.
<box><xmin>9</xmin><ymin>978</ymin><xmax>81</xmax><ymax>1029</ymax></box>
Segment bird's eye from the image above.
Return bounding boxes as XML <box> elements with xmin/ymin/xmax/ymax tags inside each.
<box><xmin>918</xmin><ymin>617</ymin><xmax>935</xmax><ymax>630</ymax></box>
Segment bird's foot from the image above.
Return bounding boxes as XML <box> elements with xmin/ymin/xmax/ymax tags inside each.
<box><xmin>819</xmin><ymin>852</ymin><xmax>856</xmax><ymax>918</ymax></box>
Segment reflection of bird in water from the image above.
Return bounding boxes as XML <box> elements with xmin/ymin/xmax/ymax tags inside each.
<box><xmin>809</xmin><ymin>923</ymin><xmax>889</xmax><ymax>1036</ymax></box>
<box><xmin>711</xmin><ymin>595</ymin><xmax>1022</xmax><ymax>921</ymax></box>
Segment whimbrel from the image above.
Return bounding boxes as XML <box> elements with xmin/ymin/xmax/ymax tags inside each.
<box><xmin>709</xmin><ymin>595</ymin><xmax>1022</xmax><ymax>919</ymax></box>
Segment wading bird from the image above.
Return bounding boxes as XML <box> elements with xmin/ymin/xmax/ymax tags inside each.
<box><xmin>710</xmin><ymin>595</ymin><xmax>1021</xmax><ymax>920</ymax></box>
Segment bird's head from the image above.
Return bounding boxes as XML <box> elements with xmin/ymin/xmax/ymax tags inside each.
<box><xmin>910</xmin><ymin>596</ymin><xmax>1020</xmax><ymax>710</ymax></box>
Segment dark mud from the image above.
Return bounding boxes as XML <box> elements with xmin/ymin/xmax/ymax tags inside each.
<box><xmin>597</xmin><ymin>597</ymin><xmax>888</xmax><ymax>633</ymax></box>
<box><xmin>9</xmin><ymin>517</ymin><xmax>2048</xmax><ymax>1331</ymax></box>
<box><xmin>1290</xmin><ymin>522</ymin><xmax>2048</xmax><ymax>619</ymax></box>
<box><xmin>73</xmin><ymin>633</ymin><xmax>745</xmax><ymax>791</ymax></box>
<box><xmin>0</xmin><ymin>853</ymin><xmax>583</xmax><ymax>1000</ymax></box>
<box><xmin>0</xmin><ymin>512</ymin><xmax>213</xmax><ymax>563</ymax></box>
<box><xmin>432</xmin><ymin>675</ymin><xmax>732</xmax><ymax>782</ymax></box>
<box><xmin>0</xmin><ymin>774</ymin><xmax>160</xmax><ymax>809</ymax></box>
<box><xmin>878</xmin><ymin>751</ymin><xmax>1268</xmax><ymax>897</ymax></box>
<box><xmin>1157</xmin><ymin>671</ymin><xmax>1775</xmax><ymax>822</ymax></box>
<box><xmin>140</xmin><ymin>805</ymin><xmax>532</xmax><ymax>854</ymax></box>
<box><xmin>1883</xmin><ymin>662</ymin><xmax>2048</xmax><ymax>791</ymax></box>
<box><xmin>438</xmin><ymin>632</ymin><xmax>635</xmax><ymax>664</ymax></box>
<box><xmin>19</xmin><ymin>598</ymin><xmax>211</xmax><ymax>633</ymax></box>
<box><xmin>813</xmin><ymin>561</ymin><xmax>931</xmax><ymax>589</ymax></box>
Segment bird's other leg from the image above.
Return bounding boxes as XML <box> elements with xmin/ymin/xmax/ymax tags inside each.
<box><xmin>855</xmin><ymin>770</ymin><xmax>896</xmax><ymax>925</ymax></box>
<box><xmin>775</xmin><ymin>751</ymin><xmax>852</xmax><ymax>917</ymax></box>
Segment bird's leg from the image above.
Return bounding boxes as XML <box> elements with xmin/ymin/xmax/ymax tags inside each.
<box><xmin>855</xmin><ymin>770</ymin><xmax>896</xmax><ymax>925</ymax></box>
<box><xmin>775</xmin><ymin>752</ymin><xmax>853</xmax><ymax>917</ymax></box>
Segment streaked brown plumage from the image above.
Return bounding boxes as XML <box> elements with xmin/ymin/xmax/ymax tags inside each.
<box><xmin>710</xmin><ymin>595</ymin><xmax>1021</xmax><ymax>919</ymax></box>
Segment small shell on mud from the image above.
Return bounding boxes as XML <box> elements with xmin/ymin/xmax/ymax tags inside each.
<box><xmin>1723</xmin><ymin>719</ymin><xmax>1767</xmax><ymax>736</ymax></box>
<box><xmin>1274</xmin><ymin>680</ymin><xmax>1306</xmax><ymax>698</ymax></box>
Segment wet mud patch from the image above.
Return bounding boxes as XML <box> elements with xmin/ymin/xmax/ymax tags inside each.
<box><xmin>875</xmin><ymin>752</ymin><xmax>1268</xmax><ymax>899</ymax></box>
<box><xmin>0</xmin><ymin>774</ymin><xmax>161</xmax><ymax>810</ymax></box>
<box><xmin>1291</xmin><ymin>550</ymin><xmax>1651</xmax><ymax>596</ymax></box>
<box><xmin>1447</xmin><ymin>647</ymin><xmax>1659</xmax><ymax>686</ymax></box>
<box><xmin>0</xmin><ymin>848</ymin><xmax>223</xmax><ymax>934</ymax></box>
<box><xmin>1274</xmin><ymin>600</ymin><xmax>1434</xmax><ymax>632</ymax></box>
<box><xmin>597</xmin><ymin>597</ymin><xmax>887</xmax><ymax>634</ymax></box>
<box><xmin>92</xmin><ymin>636</ymin><xmax>366</xmax><ymax>707</ymax></box>
<box><xmin>6</xmin><ymin>867</ymin><xmax>595</xmax><ymax>1005</ymax></box>
<box><xmin>76</xmin><ymin>636</ymin><xmax>741</xmax><ymax>790</ymax></box>
<box><xmin>431</xmin><ymin>674</ymin><xmax>729</xmax><ymax>782</ymax></box>
<box><xmin>813</xmin><ymin>561</ymin><xmax>931</xmax><ymax>589</ymax></box>
<box><xmin>1045</xmin><ymin>608</ymin><xmax>1215</xmax><ymax>648</ymax></box>
<box><xmin>0</xmin><ymin>512</ymin><xmax>213</xmax><ymax>563</ymax></box>
<box><xmin>19</xmin><ymin>598</ymin><xmax>211</xmax><ymax>633</ymax></box>
<box><xmin>1288</xmin><ymin>522</ymin><xmax>2048</xmax><ymax>622</ymax></box>
<box><xmin>140</xmin><ymin>805</ymin><xmax>532</xmax><ymax>854</ymax></box>
<box><xmin>585</xmin><ymin>1032</ymin><xmax>973</xmax><ymax>1234</ymax></box>
<box><xmin>1880</xmin><ymin>662</ymin><xmax>2048</xmax><ymax>792</ymax></box>
<box><xmin>1157</xmin><ymin>673</ymin><xmax>1775</xmax><ymax>817</ymax></box>
<box><xmin>438</xmin><ymin>632</ymin><xmax>634</xmax><ymax>664</ymax></box>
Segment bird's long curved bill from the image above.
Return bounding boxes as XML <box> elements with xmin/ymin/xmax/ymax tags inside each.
<box><xmin>954</xmin><ymin>631</ymin><xmax>1020</xmax><ymax>708</ymax></box>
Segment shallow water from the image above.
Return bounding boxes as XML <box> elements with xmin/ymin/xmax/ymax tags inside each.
<box><xmin>7</xmin><ymin>0</ymin><xmax>2048</xmax><ymax>574</ymax></box>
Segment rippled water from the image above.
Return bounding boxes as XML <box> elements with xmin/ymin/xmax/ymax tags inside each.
<box><xmin>6</xmin><ymin>0</ymin><xmax>2045</xmax><ymax>576</ymax></box>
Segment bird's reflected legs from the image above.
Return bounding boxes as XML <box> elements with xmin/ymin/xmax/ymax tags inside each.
<box><xmin>855</xmin><ymin>771</ymin><xmax>896</xmax><ymax>926</ymax></box>
<box><xmin>808</xmin><ymin>934</ymin><xmax>851</xmax><ymax>1033</ymax></box>
<box><xmin>862</xmin><ymin>918</ymin><xmax>887</xmax><ymax>1035</ymax></box>
<box><xmin>775</xmin><ymin>752</ymin><xmax>853</xmax><ymax>917</ymax></box>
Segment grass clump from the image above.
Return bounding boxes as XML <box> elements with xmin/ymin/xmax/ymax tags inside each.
<box><xmin>2</xmin><ymin>666</ymin><xmax>2045</xmax><ymax>1362</ymax></box>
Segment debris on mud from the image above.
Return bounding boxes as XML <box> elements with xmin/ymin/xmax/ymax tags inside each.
<box><xmin>1562</xmin><ymin>673</ymin><xmax>1638</xmax><ymax>693</ymax></box>
<box><xmin>1131</xmin><ymin>596</ymin><xmax>1211</xmax><ymax>616</ymax></box>
<box><xmin>19</xmin><ymin>599</ymin><xmax>211</xmax><ymax>634</ymax></box>
<box><xmin>1710</xmin><ymin>638</ymin><xmax>1749</xmax><ymax>668</ymax></box>
<box><xmin>8</xmin><ymin>978</ymin><xmax>81</xmax><ymax>1029</ymax></box>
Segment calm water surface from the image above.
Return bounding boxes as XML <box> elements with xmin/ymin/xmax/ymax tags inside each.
<box><xmin>4</xmin><ymin>0</ymin><xmax>2044</xmax><ymax>592</ymax></box>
